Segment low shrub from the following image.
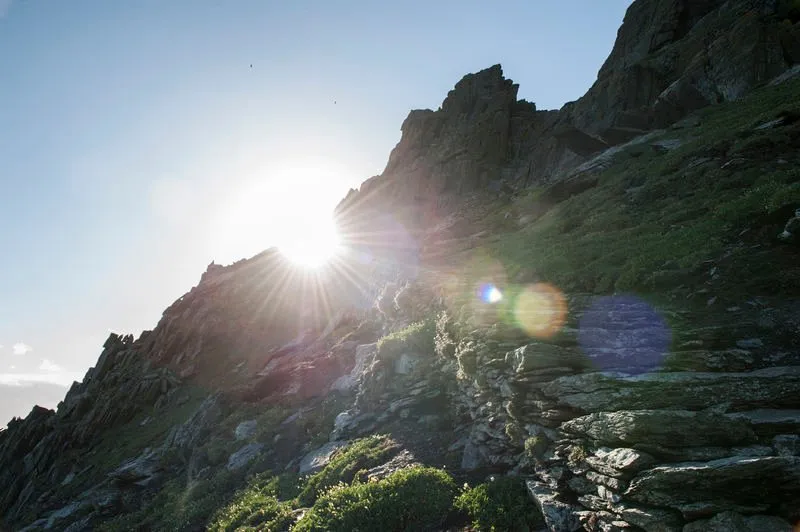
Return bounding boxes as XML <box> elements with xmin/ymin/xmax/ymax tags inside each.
<box><xmin>454</xmin><ymin>476</ymin><xmax>543</xmax><ymax>531</ymax></box>
<box><xmin>297</xmin><ymin>435</ymin><xmax>398</xmax><ymax>506</ymax></box>
<box><xmin>208</xmin><ymin>473</ymin><xmax>294</xmax><ymax>532</ymax></box>
<box><xmin>294</xmin><ymin>466</ymin><xmax>456</xmax><ymax>532</ymax></box>
<box><xmin>376</xmin><ymin>321</ymin><xmax>435</xmax><ymax>361</ymax></box>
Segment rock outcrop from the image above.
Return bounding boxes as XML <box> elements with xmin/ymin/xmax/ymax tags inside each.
<box><xmin>336</xmin><ymin>0</ymin><xmax>800</xmax><ymax>235</ymax></box>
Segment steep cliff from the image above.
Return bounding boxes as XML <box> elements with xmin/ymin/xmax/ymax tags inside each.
<box><xmin>336</xmin><ymin>0</ymin><xmax>800</xmax><ymax>236</ymax></box>
<box><xmin>2</xmin><ymin>0</ymin><xmax>800</xmax><ymax>530</ymax></box>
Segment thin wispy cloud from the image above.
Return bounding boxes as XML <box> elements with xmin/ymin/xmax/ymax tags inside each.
<box><xmin>0</xmin><ymin>0</ymin><xmax>12</xmax><ymax>19</ymax></box>
<box><xmin>0</xmin><ymin>372</ymin><xmax>75</xmax><ymax>387</ymax></box>
<box><xmin>39</xmin><ymin>359</ymin><xmax>62</xmax><ymax>372</ymax></box>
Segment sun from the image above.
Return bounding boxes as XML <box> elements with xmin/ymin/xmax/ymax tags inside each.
<box><xmin>278</xmin><ymin>216</ymin><xmax>342</xmax><ymax>267</ymax></box>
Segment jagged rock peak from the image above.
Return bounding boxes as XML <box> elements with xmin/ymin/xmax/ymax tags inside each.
<box><xmin>440</xmin><ymin>64</ymin><xmax>524</xmax><ymax>115</ymax></box>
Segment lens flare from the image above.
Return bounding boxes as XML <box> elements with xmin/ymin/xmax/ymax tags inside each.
<box><xmin>513</xmin><ymin>283</ymin><xmax>567</xmax><ymax>339</ymax></box>
<box><xmin>479</xmin><ymin>284</ymin><xmax>503</xmax><ymax>304</ymax></box>
<box><xmin>578</xmin><ymin>295</ymin><xmax>671</xmax><ymax>374</ymax></box>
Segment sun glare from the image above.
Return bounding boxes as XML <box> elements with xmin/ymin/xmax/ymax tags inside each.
<box><xmin>211</xmin><ymin>158</ymin><xmax>353</xmax><ymax>266</ymax></box>
<box><xmin>278</xmin><ymin>217</ymin><xmax>342</xmax><ymax>267</ymax></box>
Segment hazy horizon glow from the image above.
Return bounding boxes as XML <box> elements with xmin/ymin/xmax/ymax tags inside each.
<box><xmin>0</xmin><ymin>0</ymin><xmax>633</xmax><ymax>423</ymax></box>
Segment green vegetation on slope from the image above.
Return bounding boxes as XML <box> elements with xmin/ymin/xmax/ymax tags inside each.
<box><xmin>455</xmin><ymin>476</ymin><xmax>543</xmax><ymax>531</ymax></box>
<box><xmin>208</xmin><ymin>473</ymin><xmax>299</xmax><ymax>532</ymax></box>
<box><xmin>98</xmin><ymin>469</ymin><xmax>246</xmax><ymax>531</ymax></box>
<box><xmin>472</xmin><ymin>77</ymin><xmax>800</xmax><ymax>297</ymax></box>
<box><xmin>93</xmin><ymin>431</ymin><xmax>540</xmax><ymax>532</ymax></box>
<box><xmin>294</xmin><ymin>466</ymin><xmax>456</xmax><ymax>532</ymax></box>
<box><xmin>297</xmin><ymin>435</ymin><xmax>398</xmax><ymax>506</ymax></box>
<box><xmin>376</xmin><ymin>320</ymin><xmax>436</xmax><ymax>361</ymax></box>
<box><xmin>70</xmin><ymin>71</ymin><xmax>800</xmax><ymax>532</ymax></box>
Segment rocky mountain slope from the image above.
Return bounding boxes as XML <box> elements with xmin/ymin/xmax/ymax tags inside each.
<box><xmin>2</xmin><ymin>0</ymin><xmax>800</xmax><ymax>530</ymax></box>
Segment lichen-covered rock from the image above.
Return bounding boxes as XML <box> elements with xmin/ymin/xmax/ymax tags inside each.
<box><xmin>615</xmin><ymin>503</ymin><xmax>683</xmax><ymax>532</ymax></box>
<box><xmin>234</xmin><ymin>419</ymin><xmax>257</xmax><ymax>441</ymax></box>
<box><xmin>542</xmin><ymin>367</ymin><xmax>800</xmax><ymax>413</ymax></box>
<box><xmin>562</xmin><ymin>410</ymin><xmax>756</xmax><ymax>448</ymax></box>
<box><xmin>585</xmin><ymin>448</ymin><xmax>657</xmax><ymax>478</ymax></box>
<box><xmin>725</xmin><ymin>409</ymin><xmax>800</xmax><ymax>438</ymax></box>
<box><xmin>773</xmin><ymin>434</ymin><xmax>800</xmax><ymax>456</ymax></box>
<box><xmin>505</xmin><ymin>343</ymin><xmax>588</xmax><ymax>373</ymax></box>
<box><xmin>526</xmin><ymin>480</ymin><xmax>582</xmax><ymax>532</ymax></box>
<box><xmin>226</xmin><ymin>443</ymin><xmax>264</xmax><ymax>471</ymax></box>
<box><xmin>108</xmin><ymin>447</ymin><xmax>163</xmax><ymax>486</ymax></box>
<box><xmin>162</xmin><ymin>395</ymin><xmax>223</xmax><ymax>453</ymax></box>
<box><xmin>625</xmin><ymin>456</ymin><xmax>800</xmax><ymax>518</ymax></box>
<box><xmin>298</xmin><ymin>441</ymin><xmax>348</xmax><ymax>475</ymax></box>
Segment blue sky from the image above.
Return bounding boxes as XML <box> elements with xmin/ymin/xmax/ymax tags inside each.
<box><xmin>0</xmin><ymin>0</ymin><xmax>632</xmax><ymax>422</ymax></box>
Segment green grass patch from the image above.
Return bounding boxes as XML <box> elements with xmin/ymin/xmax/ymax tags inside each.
<box><xmin>376</xmin><ymin>321</ymin><xmax>436</xmax><ymax>361</ymax></box>
<box><xmin>297</xmin><ymin>435</ymin><xmax>398</xmax><ymax>506</ymax></box>
<box><xmin>464</xmin><ymin>77</ymin><xmax>800</xmax><ymax>297</ymax></box>
<box><xmin>208</xmin><ymin>473</ymin><xmax>299</xmax><ymax>532</ymax></box>
<box><xmin>454</xmin><ymin>476</ymin><xmax>543</xmax><ymax>531</ymax></box>
<box><xmin>62</xmin><ymin>386</ymin><xmax>209</xmax><ymax>500</ymax></box>
<box><xmin>294</xmin><ymin>466</ymin><xmax>456</xmax><ymax>532</ymax></box>
<box><xmin>98</xmin><ymin>469</ymin><xmax>245</xmax><ymax>531</ymax></box>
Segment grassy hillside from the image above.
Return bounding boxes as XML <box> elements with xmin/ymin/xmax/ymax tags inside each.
<box><xmin>464</xmin><ymin>76</ymin><xmax>800</xmax><ymax>299</ymax></box>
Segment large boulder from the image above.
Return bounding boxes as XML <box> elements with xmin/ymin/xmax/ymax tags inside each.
<box><xmin>526</xmin><ymin>481</ymin><xmax>583</xmax><ymax>532</ymax></box>
<box><xmin>541</xmin><ymin>367</ymin><xmax>800</xmax><ymax>413</ymax></box>
<box><xmin>226</xmin><ymin>443</ymin><xmax>264</xmax><ymax>471</ymax></box>
<box><xmin>298</xmin><ymin>441</ymin><xmax>348</xmax><ymax>475</ymax></box>
<box><xmin>625</xmin><ymin>456</ymin><xmax>800</xmax><ymax>518</ymax></box>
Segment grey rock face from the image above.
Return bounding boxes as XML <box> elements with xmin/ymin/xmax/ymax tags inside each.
<box><xmin>331</xmin><ymin>343</ymin><xmax>377</xmax><ymax>392</ymax></box>
<box><xmin>566</xmin><ymin>0</ymin><xmax>798</xmax><ymax>143</ymax></box>
<box><xmin>234</xmin><ymin>420</ymin><xmax>258</xmax><ymax>441</ymax></box>
<box><xmin>585</xmin><ymin>448</ymin><xmax>657</xmax><ymax>478</ymax></box>
<box><xmin>162</xmin><ymin>395</ymin><xmax>223</xmax><ymax>452</ymax></box>
<box><xmin>226</xmin><ymin>443</ymin><xmax>264</xmax><ymax>471</ymax></box>
<box><xmin>773</xmin><ymin>434</ymin><xmax>800</xmax><ymax>457</ymax></box>
<box><xmin>615</xmin><ymin>503</ymin><xmax>683</xmax><ymax>531</ymax></box>
<box><xmin>527</xmin><ymin>481</ymin><xmax>583</xmax><ymax>532</ymax></box>
<box><xmin>298</xmin><ymin>441</ymin><xmax>348</xmax><ymax>475</ymax></box>
<box><xmin>562</xmin><ymin>410</ymin><xmax>757</xmax><ymax>448</ymax></box>
<box><xmin>108</xmin><ymin>447</ymin><xmax>163</xmax><ymax>486</ymax></box>
<box><xmin>541</xmin><ymin>367</ymin><xmax>800</xmax><ymax>413</ymax></box>
<box><xmin>505</xmin><ymin>343</ymin><xmax>587</xmax><ymax>373</ymax></box>
<box><xmin>625</xmin><ymin>456</ymin><xmax>800</xmax><ymax>518</ymax></box>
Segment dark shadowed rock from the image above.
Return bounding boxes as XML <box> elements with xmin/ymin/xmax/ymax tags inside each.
<box><xmin>562</xmin><ymin>410</ymin><xmax>757</xmax><ymax>448</ymax></box>
<box><xmin>683</xmin><ymin>511</ymin><xmax>793</xmax><ymax>531</ymax></box>
<box><xmin>625</xmin><ymin>456</ymin><xmax>800</xmax><ymax>518</ymax></box>
<box><xmin>541</xmin><ymin>367</ymin><xmax>800</xmax><ymax>413</ymax></box>
<box><xmin>226</xmin><ymin>443</ymin><xmax>264</xmax><ymax>471</ymax></box>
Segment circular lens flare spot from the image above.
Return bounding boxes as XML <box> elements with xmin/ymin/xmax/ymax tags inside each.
<box><xmin>514</xmin><ymin>283</ymin><xmax>567</xmax><ymax>339</ymax></box>
<box><xmin>578</xmin><ymin>295</ymin><xmax>671</xmax><ymax>374</ymax></box>
<box><xmin>479</xmin><ymin>284</ymin><xmax>503</xmax><ymax>304</ymax></box>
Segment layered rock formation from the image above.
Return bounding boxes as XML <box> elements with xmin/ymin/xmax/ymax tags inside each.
<box><xmin>336</xmin><ymin>0</ymin><xmax>800</xmax><ymax>235</ymax></box>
